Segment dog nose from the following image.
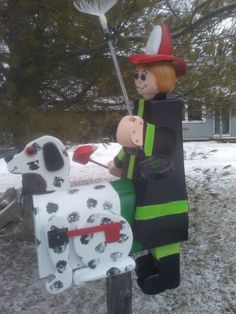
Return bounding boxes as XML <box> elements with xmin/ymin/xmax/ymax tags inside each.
<box><xmin>4</xmin><ymin>155</ymin><xmax>14</xmax><ymax>163</ymax></box>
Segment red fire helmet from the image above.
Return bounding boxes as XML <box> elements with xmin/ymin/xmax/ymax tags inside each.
<box><xmin>128</xmin><ymin>23</ymin><xmax>187</xmax><ymax>76</ymax></box>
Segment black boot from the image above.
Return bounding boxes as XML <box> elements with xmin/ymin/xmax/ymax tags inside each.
<box><xmin>135</xmin><ymin>253</ymin><xmax>180</xmax><ymax>295</ymax></box>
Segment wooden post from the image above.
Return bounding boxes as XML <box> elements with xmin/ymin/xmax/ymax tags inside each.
<box><xmin>106</xmin><ymin>271</ymin><xmax>132</xmax><ymax>314</ymax></box>
<box><xmin>0</xmin><ymin>201</ymin><xmax>20</xmax><ymax>230</ymax></box>
<box><xmin>20</xmin><ymin>173</ymin><xmax>47</xmax><ymax>239</ymax></box>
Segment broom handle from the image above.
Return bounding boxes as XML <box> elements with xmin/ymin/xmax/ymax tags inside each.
<box><xmin>99</xmin><ymin>15</ymin><xmax>133</xmax><ymax>115</ymax></box>
<box><xmin>89</xmin><ymin>158</ymin><xmax>108</xmax><ymax>169</ymax></box>
<box><xmin>107</xmin><ymin>40</ymin><xmax>132</xmax><ymax>115</ymax></box>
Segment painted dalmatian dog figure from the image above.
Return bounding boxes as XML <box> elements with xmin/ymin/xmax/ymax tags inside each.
<box><xmin>5</xmin><ymin>136</ymin><xmax>70</xmax><ymax>191</ymax></box>
<box><xmin>5</xmin><ymin>136</ymin><xmax>135</xmax><ymax>294</ymax></box>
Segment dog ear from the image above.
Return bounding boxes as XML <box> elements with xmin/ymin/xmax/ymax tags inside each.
<box><xmin>43</xmin><ymin>142</ymin><xmax>65</xmax><ymax>172</ymax></box>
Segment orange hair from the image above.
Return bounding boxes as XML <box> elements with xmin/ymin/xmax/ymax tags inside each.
<box><xmin>137</xmin><ymin>62</ymin><xmax>176</xmax><ymax>93</ymax></box>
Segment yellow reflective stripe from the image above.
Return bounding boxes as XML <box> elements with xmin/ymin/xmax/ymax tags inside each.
<box><xmin>135</xmin><ymin>200</ymin><xmax>188</xmax><ymax>220</ymax></box>
<box><xmin>126</xmin><ymin>99</ymin><xmax>144</xmax><ymax>180</ymax></box>
<box><xmin>144</xmin><ymin>122</ymin><xmax>155</xmax><ymax>157</ymax></box>
<box><xmin>137</xmin><ymin>99</ymin><xmax>145</xmax><ymax>117</ymax></box>
<box><xmin>117</xmin><ymin>148</ymin><xmax>125</xmax><ymax>161</ymax></box>
<box><xmin>152</xmin><ymin>243</ymin><xmax>180</xmax><ymax>260</ymax></box>
<box><xmin>127</xmin><ymin>155</ymin><xmax>136</xmax><ymax>179</ymax></box>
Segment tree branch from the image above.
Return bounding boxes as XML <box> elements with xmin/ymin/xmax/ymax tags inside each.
<box><xmin>172</xmin><ymin>1</ymin><xmax>236</xmax><ymax>38</ymax></box>
<box><xmin>42</xmin><ymin>79</ymin><xmax>96</xmax><ymax>109</ymax></box>
<box><xmin>164</xmin><ymin>0</ymin><xmax>182</xmax><ymax>22</ymax></box>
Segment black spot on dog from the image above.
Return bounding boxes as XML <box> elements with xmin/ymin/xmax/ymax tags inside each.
<box><xmin>32</xmin><ymin>143</ymin><xmax>42</xmax><ymax>151</ymax></box>
<box><xmin>46</xmin><ymin>202</ymin><xmax>59</xmax><ymax>214</ymax></box>
<box><xmin>27</xmin><ymin>160</ymin><xmax>39</xmax><ymax>171</ymax></box>
<box><xmin>80</xmin><ymin>233</ymin><xmax>94</xmax><ymax>245</ymax></box>
<box><xmin>88</xmin><ymin>259</ymin><xmax>99</xmax><ymax>269</ymax></box>
<box><xmin>110</xmin><ymin>252</ymin><xmax>123</xmax><ymax>262</ymax></box>
<box><xmin>67</xmin><ymin>212</ymin><xmax>80</xmax><ymax>223</ymax></box>
<box><xmin>106</xmin><ymin>267</ymin><xmax>121</xmax><ymax>277</ymax></box>
<box><xmin>56</xmin><ymin>260</ymin><xmax>67</xmax><ymax>273</ymax></box>
<box><xmin>103</xmin><ymin>201</ymin><xmax>113</xmax><ymax>211</ymax></box>
<box><xmin>101</xmin><ymin>217</ymin><xmax>112</xmax><ymax>225</ymax></box>
<box><xmin>94</xmin><ymin>185</ymin><xmax>105</xmax><ymax>190</ymax></box>
<box><xmin>68</xmin><ymin>188</ymin><xmax>80</xmax><ymax>194</ymax></box>
<box><xmin>53</xmin><ymin>176</ymin><xmax>64</xmax><ymax>188</ymax></box>
<box><xmin>118</xmin><ymin>234</ymin><xmax>129</xmax><ymax>243</ymax></box>
<box><xmin>87</xmin><ymin>214</ymin><xmax>98</xmax><ymax>223</ymax></box>
<box><xmin>50</xmin><ymin>280</ymin><xmax>64</xmax><ymax>292</ymax></box>
<box><xmin>95</xmin><ymin>242</ymin><xmax>107</xmax><ymax>254</ymax></box>
<box><xmin>87</xmin><ymin>198</ymin><xmax>98</xmax><ymax>209</ymax></box>
<box><xmin>53</xmin><ymin>243</ymin><xmax>67</xmax><ymax>254</ymax></box>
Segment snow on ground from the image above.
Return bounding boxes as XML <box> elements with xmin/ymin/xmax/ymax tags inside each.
<box><xmin>0</xmin><ymin>141</ymin><xmax>236</xmax><ymax>313</ymax></box>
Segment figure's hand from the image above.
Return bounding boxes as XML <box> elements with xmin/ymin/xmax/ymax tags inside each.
<box><xmin>108</xmin><ymin>160</ymin><xmax>123</xmax><ymax>177</ymax></box>
<box><xmin>116</xmin><ymin>115</ymin><xmax>144</xmax><ymax>148</ymax></box>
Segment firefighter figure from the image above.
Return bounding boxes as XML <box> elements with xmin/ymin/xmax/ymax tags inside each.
<box><xmin>108</xmin><ymin>23</ymin><xmax>189</xmax><ymax>295</ymax></box>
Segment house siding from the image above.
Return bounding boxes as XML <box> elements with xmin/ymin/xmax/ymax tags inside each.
<box><xmin>230</xmin><ymin>116</ymin><xmax>236</xmax><ymax>136</ymax></box>
<box><xmin>182</xmin><ymin>119</ymin><xmax>213</xmax><ymax>140</ymax></box>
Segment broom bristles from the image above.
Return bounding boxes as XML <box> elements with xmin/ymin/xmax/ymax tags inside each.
<box><xmin>74</xmin><ymin>0</ymin><xmax>118</xmax><ymax>16</ymax></box>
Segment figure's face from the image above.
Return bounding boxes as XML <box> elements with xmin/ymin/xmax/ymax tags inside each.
<box><xmin>134</xmin><ymin>68</ymin><xmax>158</xmax><ymax>99</ymax></box>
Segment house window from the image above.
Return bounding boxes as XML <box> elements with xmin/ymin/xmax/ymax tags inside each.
<box><xmin>183</xmin><ymin>104</ymin><xmax>206</xmax><ymax>122</ymax></box>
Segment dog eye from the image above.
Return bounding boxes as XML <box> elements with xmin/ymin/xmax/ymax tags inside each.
<box><xmin>25</xmin><ymin>146</ymin><xmax>37</xmax><ymax>157</ymax></box>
